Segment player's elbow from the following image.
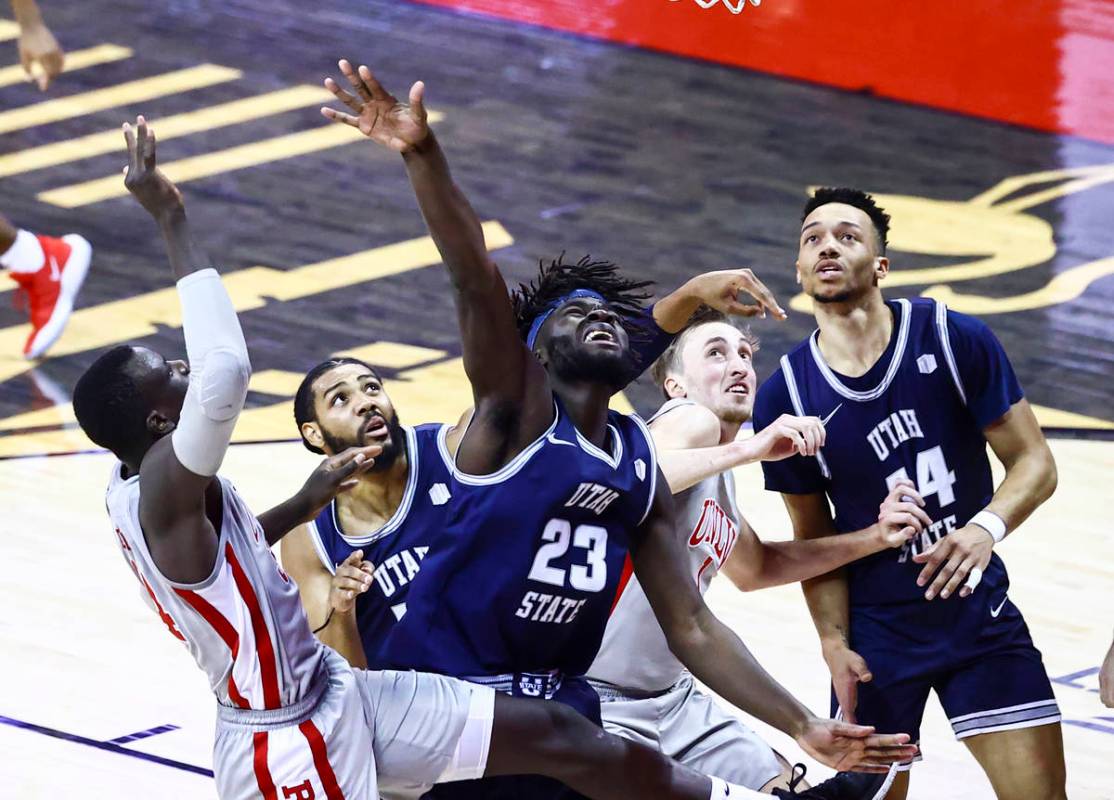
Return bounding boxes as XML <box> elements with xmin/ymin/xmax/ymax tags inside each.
<box><xmin>662</xmin><ymin>608</ymin><xmax>712</xmax><ymax>660</ymax></box>
<box><xmin>1030</xmin><ymin>443</ymin><xmax>1058</xmax><ymax>504</ymax></box>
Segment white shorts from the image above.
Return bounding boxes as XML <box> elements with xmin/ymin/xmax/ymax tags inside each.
<box><xmin>212</xmin><ymin>648</ymin><xmax>496</xmax><ymax>800</ymax></box>
<box><xmin>594</xmin><ymin>673</ymin><xmax>783</xmax><ymax>791</ymax></box>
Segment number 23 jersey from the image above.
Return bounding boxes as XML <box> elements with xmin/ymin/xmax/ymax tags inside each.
<box><xmin>378</xmin><ymin>398</ymin><xmax>658</xmax><ymax>678</ymax></box>
<box><xmin>753</xmin><ymin>298</ymin><xmax>1024</xmax><ymax>606</ymax></box>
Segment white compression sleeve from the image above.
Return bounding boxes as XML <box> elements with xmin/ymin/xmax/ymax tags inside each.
<box><xmin>170</xmin><ymin>268</ymin><xmax>251</xmax><ymax>476</ymax></box>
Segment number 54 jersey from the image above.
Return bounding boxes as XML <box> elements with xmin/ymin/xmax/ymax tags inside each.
<box><xmin>378</xmin><ymin>398</ymin><xmax>658</xmax><ymax>682</ymax></box>
<box><xmin>754</xmin><ymin>298</ymin><xmax>1024</xmax><ymax>607</ymax></box>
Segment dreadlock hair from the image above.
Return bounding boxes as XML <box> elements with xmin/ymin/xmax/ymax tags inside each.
<box><xmin>73</xmin><ymin>345</ymin><xmax>152</xmax><ymax>459</ymax></box>
<box><xmin>650</xmin><ymin>306</ymin><xmax>760</xmax><ymax>400</ymax></box>
<box><xmin>511</xmin><ymin>253</ymin><xmax>655</xmax><ymax>345</ymax></box>
<box><xmin>802</xmin><ymin>187</ymin><xmax>891</xmax><ymax>253</ymax></box>
<box><xmin>294</xmin><ymin>356</ymin><xmax>381</xmax><ymax>454</ymax></box>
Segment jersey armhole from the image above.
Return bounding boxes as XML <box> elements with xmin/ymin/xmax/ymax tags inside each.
<box><xmin>933</xmin><ymin>299</ymin><xmax>969</xmax><ymax>406</ymax></box>
<box><xmin>628</xmin><ymin>413</ymin><xmax>659</xmax><ymax>526</ymax></box>
<box><xmin>306</xmin><ymin>519</ymin><xmax>337</xmax><ymax>575</ymax></box>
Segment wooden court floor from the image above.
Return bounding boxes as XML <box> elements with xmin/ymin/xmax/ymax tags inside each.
<box><xmin>0</xmin><ymin>435</ymin><xmax>1111</xmax><ymax>799</ymax></box>
<box><xmin>1</xmin><ymin>0</ymin><xmax>1113</xmax><ymax>797</ymax></box>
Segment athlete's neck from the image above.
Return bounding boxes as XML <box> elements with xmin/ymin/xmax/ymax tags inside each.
<box><xmin>719</xmin><ymin>417</ymin><xmax>743</xmax><ymax>445</ymax></box>
<box><xmin>812</xmin><ymin>290</ymin><xmax>893</xmax><ymax>378</ymax></box>
<box><xmin>337</xmin><ymin>451</ymin><xmax>410</xmax><ymax>528</ymax></box>
<box><xmin>553</xmin><ymin>381</ymin><xmax>613</xmax><ymax>449</ymax></box>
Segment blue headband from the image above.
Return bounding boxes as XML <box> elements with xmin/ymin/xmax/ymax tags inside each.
<box><xmin>525</xmin><ymin>289</ymin><xmax>607</xmax><ymax>350</ymax></box>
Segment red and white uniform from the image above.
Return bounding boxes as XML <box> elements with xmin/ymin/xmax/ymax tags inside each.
<box><xmin>107</xmin><ymin>464</ymin><xmax>494</xmax><ymax>800</ymax></box>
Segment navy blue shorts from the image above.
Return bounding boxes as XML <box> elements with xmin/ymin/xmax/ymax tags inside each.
<box><xmin>833</xmin><ymin>584</ymin><xmax>1060</xmax><ymax>769</ymax></box>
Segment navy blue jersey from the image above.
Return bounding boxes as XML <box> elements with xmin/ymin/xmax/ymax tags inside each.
<box><xmin>753</xmin><ymin>298</ymin><xmax>1024</xmax><ymax>606</ymax></box>
<box><xmin>306</xmin><ymin>423</ymin><xmax>455</xmax><ymax>667</ymax></box>
<box><xmin>378</xmin><ymin>398</ymin><xmax>658</xmax><ymax>680</ymax></box>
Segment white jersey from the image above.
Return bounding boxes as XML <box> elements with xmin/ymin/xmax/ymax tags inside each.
<box><xmin>106</xmin><ymin>463</ymin><xmax>325</xmax><ymax>710</ymax></box>
<box><xmin>588</xmin><ymin>399</ymin><xmax>741</xmax><ymax>692</ymax></box>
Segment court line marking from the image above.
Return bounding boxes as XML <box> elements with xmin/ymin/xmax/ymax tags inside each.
<box><xmin>0</xmin><ymin>713</ymin><xmax>213</xmax><ymax>777</ymax></box>
<box><xmin>0</xmin><ymin>43</ymin><xmax>132</xmax><ymax>89</ymax></box>
<box><xmin>107</xmin><ymin>723</ymin><xmax>182</xmax><ymax>745</ymax></box>
<box><xmin>38</xmin><ymin>110</ymin><xmax>444</xmax><ymax>208</ymax></box>
<box><xmin>0</xmin><ymin>84</ymin><xmax>330</xmax><ymax>178</ymax></box>
<box><xmin>0</xmin><ymin>64</ymin><xmax>241</xmax><ymax>135</ymax></box>
<box><xmin>0</xmin><ymin>18</ymin><xmax>18</xmax><ymax>41</ymax></box>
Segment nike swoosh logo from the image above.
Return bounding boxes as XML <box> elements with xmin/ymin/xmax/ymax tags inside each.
<box><xmin>990</xmin><ymin>597</ymin><xmax>1009</xmax><ymax>618</ymax></box>
<box><xmin>547</xmin><ymin>434</ymin><xmax>576</xmax><ymax>447</ymax></box>
<box><xmin>821</xmin><ymin>403</ymin><xmax>843</xmax><ymax>427</ymax></box>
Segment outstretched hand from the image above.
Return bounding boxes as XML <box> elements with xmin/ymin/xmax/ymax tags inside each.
<box><xmin>796</xmin><ymin>717</ymin><xmax>917</xmax><ymax>773</ymax></box>
<box><xmin>122</xmin><ymin>115</ymin><xmax>184</xmax><ymax>221</ymax></box>
<box><xmin>682</xmin><ymin>269</ymin><xmax>787</xmax><ymax>321</ymax></box>
<box><xmin>296</xmin><ymin>445</ymin><xmax>381</xmax><ymax>520</ymax></box>
<box><xmin>321</xmin><ymin>60</ymin><xmax>429</xmax><ymax>153</ymax></box>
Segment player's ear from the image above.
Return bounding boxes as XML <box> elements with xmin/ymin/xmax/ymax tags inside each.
<box><xmin>874</xmin><ymin>256</ymin><xmax>890</xmax><ymax>283</ymax></box>
<box><xmin>662</xmin><ymin>374</ymin><xmax>687</xmax><ymax>400</ymax></box>
<box><xmin>301</xmin><ymin>421</ymin><xmax>325</xmax><ymax>451</ymax></box>
<box><xmin>147</xmin><ymin>410</ymin><xmax>174</xmax><ymax>437</ymax></box>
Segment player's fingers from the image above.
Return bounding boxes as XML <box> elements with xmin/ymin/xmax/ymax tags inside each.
<box><xmin>143</xmin><ymin>127</ymin><xmax>158</xmax><ymax>171</ymax></box>
<box><xmin>734</xmin><ymin>272</ymin><xmax>786</xmax><ymax>319</ymax></box>
<box><xmin>723</xmin><ymin>300</ymin><xmax>764</xmax><ymax>318</ymax></box>
<box><xmin>358</xmin><ymin>560</ymin><xmax>376</xmax><ymax>576</ymax></box>
<box><xmin>939</xmin><ymin>555</ymin><xmax>977</xmax><ymax>600</ymax></box>
<box><xmin>781</xmin><ymin>426</ymin><xmax>806</xmax><ymax>456</ymax></box>
<box><xmin>320</xmin><ymin>106</ymin><xmax>361</xmax><ymax>128</ymax></box>
<box><xmin>338</xmin><ymin>59</ymin><xmax>373</xmax><ymax>103</ymax></box>
<box><xmin>829</xmin><ymin>721</ymin><xmax>876</xmax><ymax>738</ymax></box>
<box><xmin>849</xmin><ymin>653</ymin><xmax>873</xmax><ymax>683</ymax></box>
<box><xmin>409</xmin><ymin>80</ymin><xmax>426</xmax><ymax>120</ymax></box>
<box><xmin>860</xmin><ymin>732</ymin><xmax>911</xmax><ymax>747</ymax></box>
<box><xmin>358</xmin><ymin>64</ymin><xmax>390</xmax><ymax>100</ymax></box>
<box><xmin>924</xmin><ymin>553</ymin><xmax>964</xmax><ymax>600</ymax></box>
<box><xmin>323</xmin><ymin>77</ymin><xmax>363</xmax><ymax>112</ymax></box>
<box><xmin>341</xmin><ymin>549</ymin><xmax>365</xmax><ymax>566</ymax></box>
<box><xmin>122</xmin><ymin>122</ymin><xmax>137</xmax><ymax>169</ymax></box>
<box><xmin>44</xmin><ymin>49</ymin><xmax>64</xmax><ymax>79</ymax></box>
<box><xmin>332</xmin><ymin>575</ymin><xmax>369</xmax><ymax>594</ymax></box>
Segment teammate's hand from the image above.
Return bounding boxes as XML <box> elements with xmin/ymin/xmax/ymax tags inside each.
<box><xmin>795</xmin><ymin>717</ymin><xmax>917</xmax><ymax>773</ymax></box>
<box><xmin>296</xmin><ymin>445</ymin><xmax>381</xmax><ymax>519</ymax></box>
<box><xmin>875</xmin><ymin>480</ymin><xmax>930</xmax><ymax>548</ymax></box>
<box><xmin>321</xmin><ymin>60</ymin><xmax>429</xmax><ymax>153</ymax></box>
<box><xmin>123</xmin><ymin>116</ymin><xmax>185</xmax><ymax>221</ymax></box>
<box><xmin>18</xmin><ymin>20</ymin><xmax>63</xmax><ymax>91</ymax></box>
<box><xmin>679</xmin><ymin>269</ymin><xmax>787</xmax><ymax>321</ymax></box>
<box><xmin>329</xmin><ymin>549</ymin><xmax>375</xmax><ymax>614</ymax></box>
<box><xmin>1100</xmin><ymin>639</ymin><xmax>1114</xmax><ymax>708</ymax></box>
<box><xmin>912</xmin><ymin>524</ymin><xmax>993</xmax><ymax>600</ymax></box>
<box><xmin>750</xmin><ymin>413</ymin><xmax>825</xmax><ymax>461</ymax></box>
<box><xmin>821</xmin><ymin>641</ymin><xmax>872</xmax><ymax>725</ymax></box>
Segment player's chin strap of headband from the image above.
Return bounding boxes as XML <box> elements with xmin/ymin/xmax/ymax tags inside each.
<box><xmin>525</xmin><ymin>289</ymin><xmax>607</xmax><ymax>350</ymax></box>
<box><xmin>963</xmin><ymin>509</ymin><xmax>1008</xmax><ymax>592</ymax></box>
<box><xmin>171</xmin><ymin>268</ymin><xmax>251</xmax><ymax>477</ymax></box>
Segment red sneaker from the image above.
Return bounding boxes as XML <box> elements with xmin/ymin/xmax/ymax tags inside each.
<box><xmin>10</xmin><ymin>233</ymin><xmax>92</xmax><ymax>359</ymax></box>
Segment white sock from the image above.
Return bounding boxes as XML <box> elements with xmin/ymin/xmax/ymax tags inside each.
<box><xmin>709</xmin><ymin>776</ymin><xmax>767</xmax><ymax>799</ymax></box>
<box><xmin>0</xmin><ymin>229</ymin><xmax>45</xmax><ymax>273</ymax></box>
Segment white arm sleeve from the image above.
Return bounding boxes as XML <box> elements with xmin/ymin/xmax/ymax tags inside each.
<box><xmin>170</xmin><ymin>268</ymin><xmax>251</xmax><ymax>477</ymax></box>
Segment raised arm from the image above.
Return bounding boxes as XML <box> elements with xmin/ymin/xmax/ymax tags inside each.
<box><xmin>321</xmin><ymin>62</ymin><xmax>552</xmax><ymax>471</ymax></box>
<box><xmin>633</xmin><ymin>476</ymin><xmax>916</xmax><ymax>772</ymax></box>
<box><xmin>11</xmin><ymin>0</ymin><xmax>63</xmax><ymax>90</ymax></box>
<box><xmin>123</xmin><ymin>117</ymin><xmax>251</xmax><ymax>584</ymax></box>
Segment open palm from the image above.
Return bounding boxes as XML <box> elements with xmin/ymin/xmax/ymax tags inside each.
<box><xmin>321</xmin><ymin>60</ymin><xmax>428</xmax><ymax>153</ymax></box>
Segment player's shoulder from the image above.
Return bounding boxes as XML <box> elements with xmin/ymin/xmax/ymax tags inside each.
<box><xmin>647</xmin><ymin>398</ymin><xmax>720</xmax><ymax>449</ymax></box>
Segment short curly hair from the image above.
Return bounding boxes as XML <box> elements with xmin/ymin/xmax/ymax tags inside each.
<box><xmin>802</xmin><ymin>187</ymin><xmax>891</xmax><ymax>253</ymax></box>
<box><xmin>511</xmin><ymin>253</ymin><xmax>654</xmax><ymax>343</ymax></box>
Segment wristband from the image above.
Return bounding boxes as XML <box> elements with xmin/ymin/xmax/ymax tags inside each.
<box><xmin>968</xmin><ymin>510</ymin><xmax>1007</xmax><ymax>544</ymax></box>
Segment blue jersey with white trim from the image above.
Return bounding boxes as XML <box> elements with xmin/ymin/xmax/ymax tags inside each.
<box><xmin>377</xmin><ymin>398</ymin><xmax>658</xmax><ymax>678</ymax></box>
<box><xmin>753</xmin><ymin>298</ymin><xmax>1024</xmax><ymax>606</ymax></box>
<box><xmin>306</xmin><ymin>423</ymin><xmax>455</xmax><ymax>667</ymax></box>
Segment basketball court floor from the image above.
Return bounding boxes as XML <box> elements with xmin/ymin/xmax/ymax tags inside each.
<box><xmin>1</xmin><ymin>1</ymin><xmax>1111</xmax><ymax>797</ymax></box>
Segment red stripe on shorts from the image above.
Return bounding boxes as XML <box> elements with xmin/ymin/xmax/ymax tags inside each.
<box><xmin>299</xmin><ymin>720</ymin><xmax>346</xmax><ymax>800</ymax></box>
<box><xmin>252</xmin><ymin>731</ymin><xmax>278</xmax><ymax>800</ymax></box>
<box><xmin>226</xmin><ymin>542</ymin><xmax>282</xmax><ymax>709</ymax></box>
<box><xmin>175</xmin><ymin>587</ymin><xmax>251</xmax><ymax>708</ymax></box>
<box><xmin>609</xmin><ymin>553</ymin><xmax>635</xmax><ymax>615</ymax></box>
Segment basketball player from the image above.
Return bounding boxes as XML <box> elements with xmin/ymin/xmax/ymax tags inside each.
<box><xmin>319</xmin><ymin>61</ymin><xmax>917</xmax><ymax>799</ymax></box>
<box><xmin>282</xmin><ymin>262</ymin><xmax>774</xmax><ymax>670</ymax></box>
<box><xmin>752</xmin><ymin>188</ymin><xmax>1065</xmax><ymax>800</ymax></box>
<box><xmin>78</xmin><ymin>115</ymin><xmax>847</xmax><ymax>800</ymax></box>
<box><xmin>587</xmin><ymin>306</ymin><xmax>929</xmax><ymax>798</ymax></box>
<box><xmin>2</xmin><ymin>0</ymin><xmax>93</xmax><ymax>359</ymax></box>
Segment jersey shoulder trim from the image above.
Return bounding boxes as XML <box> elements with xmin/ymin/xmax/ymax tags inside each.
<box><xmin>626</xmin><ymin>412</ymin><xmax>659</xmax><ymax>526</ymax></box>
<box><xmin>806</xmin><ymin>297</ymin><xmax>912</xmax><ymax>402</ymax></box>
<box><xmin>646</xmin><ymin>397</ymin><xmax>698</xmax><ymax>425</ymax></box>
<box><xmin>437</xmin><ymin>401</ymin><xmax>560</xmax><ymax>486</ymax></box>
<box><xmin>932</xmin><ymin>299</ymin><xmax>969</xmax><ymax>406</ymax></box>
<box><xmin>305</xmin><ymin>519</ymin><xmax>338</xmax><ymax>574</ymax></box>
<box><xmin>327</xmin><ymin>425</ymin><xmax>422</xmax><ymax>547</ymax></box>
<box><xmin>779</xmin><ymin>354</ymin><xmax>833</xmax><ymax>479</ymax></box>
